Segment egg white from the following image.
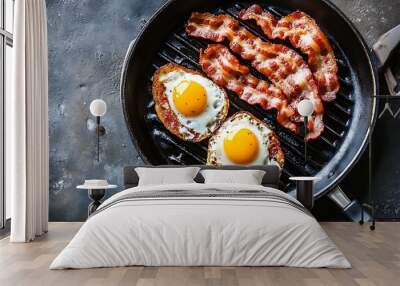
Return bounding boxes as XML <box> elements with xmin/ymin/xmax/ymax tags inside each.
<box><xmin>208</xmin><ymin>113</ymin><xmax>279</xmax><ymax>166</ymax></box>
<box><xmin>159</xmin><ymin>70</ymin><xmax>227</xmax><ymax>136</ymax></box>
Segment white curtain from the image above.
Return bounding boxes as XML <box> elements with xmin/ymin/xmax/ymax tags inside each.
<box><xmin>8</xmin><ymin>0</ymin><xmax>49</xmax><ymax>242</ymax></box>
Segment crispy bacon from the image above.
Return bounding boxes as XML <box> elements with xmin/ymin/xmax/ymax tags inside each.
<box><xmin>200</xmin><ymin>44</ymin><xmax>298</xmax><ymax>134</ymax></box>
<box><xmin>187</xmin><ymin>12</ymin><xmax>324</xmax><ymax>139</ymax></box>
<box><xmin>240</xmin><ymin>5</ymin><xmax>339</xmax><ymax>102</ymax></box>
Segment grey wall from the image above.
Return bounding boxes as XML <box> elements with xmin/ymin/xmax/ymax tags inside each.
<box><xmin>47</xmin><ymin>0</ymin><xmax>400</xmax><ymax>221</ymax></box>
<box><xmin>47</xmin><ymin>0</ymin><xmax>166</xmax><ymax>221</ymax></box>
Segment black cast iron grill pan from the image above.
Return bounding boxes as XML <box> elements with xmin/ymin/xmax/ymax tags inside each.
<box><xmin>120</xmin><ymin>0</ymin><xmax>377</xmax><ymax>198</ymax></box>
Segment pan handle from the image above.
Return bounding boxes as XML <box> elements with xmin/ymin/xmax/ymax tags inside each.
<box><xmin>327</xmin><ymin>186</ymin><xmax>371</xmax><ymax>222</ymax></box>
<box><xmin>373</xmin><ymin>24</ymin><xmax>400</xmax><ymax>95</ymax></box>
<box><xmin>373</xmin><ymin>24</ymin><xmax>400</xmax><ymax>69</ymax></box>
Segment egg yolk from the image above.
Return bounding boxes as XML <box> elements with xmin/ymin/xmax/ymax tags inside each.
<box><xmin>172</xmin><ymin>80</ymin><xmax>207</xmax><ymax>117</ymax></box>
<box><xmin>223</xmin><ymin>128</ymin><xmax>259</xmax><ymax>164</ymax></box>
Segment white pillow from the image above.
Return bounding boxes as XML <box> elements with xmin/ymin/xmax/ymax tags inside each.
<box><xmin>200</xmin><ymin>169</ymin><xmax>266</xmax><ymax>185</ymax></box>
<box><xmin>135</xmin><ymin>167</ymin><xmax>200</xmax><ymax>186</ymax></box>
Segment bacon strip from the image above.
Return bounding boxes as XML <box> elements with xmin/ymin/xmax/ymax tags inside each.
<box><xmin>240</xmin><ymin>5</ymin><xmax>339</xmax><ymax>102</ymax></box>
<box><xmin>186</xmin><ymin>12</ymin><xmax>324</xmax><ymax>139</ymax></box>
<box><xmin>200</xmin><ymin>44</ymin><xmax>298</xmax><ymax>134</ymax></box>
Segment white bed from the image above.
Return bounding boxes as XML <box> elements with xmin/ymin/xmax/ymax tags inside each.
<box><xmin>50</xmin><ymin>182</ymin><xmax>350</xmax><ymax>269</ymax></box>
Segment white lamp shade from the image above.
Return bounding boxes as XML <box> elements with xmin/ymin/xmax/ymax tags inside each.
<box><xmin>297</xmin><ymin>99</ymin><xmax>314</xmax><ymax>117</ymax></box>
<box><xmin>90</xmin><ymin>99</ymin><xmax>107</xmax><ymax>117</ymax></box>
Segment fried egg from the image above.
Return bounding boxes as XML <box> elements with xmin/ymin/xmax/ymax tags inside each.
<box><xmin>152</xmin><ymin>64</ymin><xmax>229</xmax><ymax>142</ymax></box>
<box><xmin>207</xmin><ymin>111</ymin><xmax>285</xmax><ymax>167</ymax></box>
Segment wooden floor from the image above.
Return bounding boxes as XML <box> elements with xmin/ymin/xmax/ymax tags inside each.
<box><xmin>0</xmin><ymin>222</ymin><xmax>399</xmax><ymax>286</ymax></box>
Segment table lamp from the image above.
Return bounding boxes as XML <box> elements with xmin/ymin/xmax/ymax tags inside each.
<box><xmin>89</xmin><ymin>99</ymin><xmax>107</xmax><ymax>161</ymax></box>
<box><xmin>297</xmin><ymin>99</ymin><xmax>314</xmax><ymax>163</ymax></box>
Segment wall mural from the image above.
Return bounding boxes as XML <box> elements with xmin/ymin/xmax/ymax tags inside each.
<box><xmin>47</xmin><ymin>0</ymin><xmax>400</xmax><ymax>222</ymax></box>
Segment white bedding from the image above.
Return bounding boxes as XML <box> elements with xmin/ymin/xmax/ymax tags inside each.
<box><xmin>50</xmin><ymin>183</ymin><xmax>350</xmax><ymax>269</ymax></box>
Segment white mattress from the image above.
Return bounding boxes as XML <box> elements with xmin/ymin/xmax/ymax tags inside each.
<box><xmin>50</xmin><ymin>183</ymin><xmax>350</xmax><ymax>269</ymax></box>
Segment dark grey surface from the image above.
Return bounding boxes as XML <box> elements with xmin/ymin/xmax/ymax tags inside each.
<box><xmin>47</xmin><ymin>0</ymin><xmax>400</xmax><ymax>221</ymax></box>
<box><xmin>123</xmin><ymin>165</ymin><xmax>281</xmax><ymax>189</ymax></box>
